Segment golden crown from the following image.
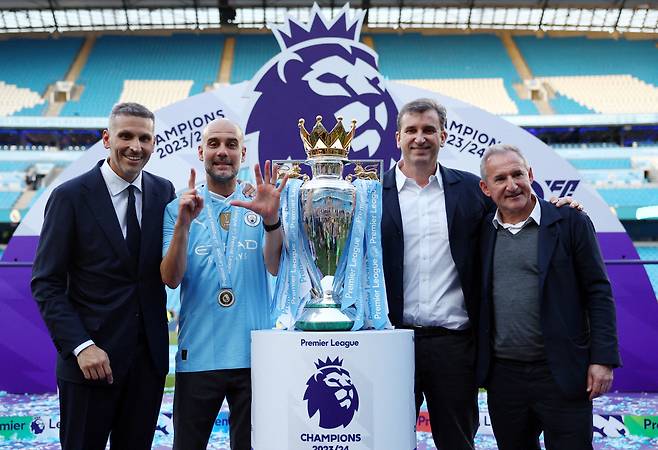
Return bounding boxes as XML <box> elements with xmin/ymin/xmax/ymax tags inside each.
<box><xmin>298</xmin><ymin>115</ymin><xmax>357</xmax><ymax>159</ymax></box>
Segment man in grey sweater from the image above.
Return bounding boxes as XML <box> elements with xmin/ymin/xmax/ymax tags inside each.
<box><xmin>476</xmin><ymin>144</ymin><xmax>621</xmax><ymax>450</ymax></box>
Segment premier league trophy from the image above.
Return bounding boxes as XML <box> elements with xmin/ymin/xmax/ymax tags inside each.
<box><xmin>273</xmin><ymin>115</ymin><xmax>390</xmax><ymax>332</ymax></box>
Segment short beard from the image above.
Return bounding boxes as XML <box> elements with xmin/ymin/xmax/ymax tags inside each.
<box><xmin>206</xmin><ymin>165</ymin><xmax>238</xmax><ymax>184</ymax></box>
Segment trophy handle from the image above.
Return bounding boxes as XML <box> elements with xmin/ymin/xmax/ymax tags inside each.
<box><xmin>345</xmin><ymin>159</ymin><xmax>384</xmax><ymax>182</ymax></box>
<box><xmin>273</xmin><ymin>160</ymin><xmax>310</xmax><ymax>182</ymax></box>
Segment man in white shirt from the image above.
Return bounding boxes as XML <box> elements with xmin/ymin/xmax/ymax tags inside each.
<box><xmin>381</xmin><ymin>98</ymin><xmax>491</xmax><ymax>449</ymax></box>
<box><xmin>32</xmin><ymin>103</ymin><xmax>176</xmax><ymax>450</ymax></box>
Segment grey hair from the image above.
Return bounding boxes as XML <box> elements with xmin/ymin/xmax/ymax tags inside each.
<box><xmin>480</xmin><ymin>144</ymin><xmax>530</xmax><ymax>179</ymax></box>
<box><xmin>109</xmin><ymin>102</ymin><xmax>155</xmax><ymax>124</ymax></box>
<box><xmin>396</xmin><ymin>98</ymin><xmax>447</xmax><ymax>131</ymax></box>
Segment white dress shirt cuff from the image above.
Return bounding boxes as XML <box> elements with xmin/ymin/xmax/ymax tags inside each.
<box><xmin>73</xmin><ymin>340</ymin><xmax>95</xmax><ymax>357</ymax></box>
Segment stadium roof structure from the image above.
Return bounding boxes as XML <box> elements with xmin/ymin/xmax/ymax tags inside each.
<box><xmin>0</xmin><ymin>0</ymin><xmax>656</xmax><ymax>34</ymax></box>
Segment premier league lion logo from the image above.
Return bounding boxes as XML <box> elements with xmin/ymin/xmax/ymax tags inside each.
<box><xmin>246</xmin><ymin>4</ymin><xmax>399</xmax><ymax>168</ymax></box>
<box><xmin>303</xmin><ymin>356</ymin><xmax>360</xmax><ymax>429</ymax></box>
<box><xmin>30</xmin><ymin>417</ymin><xmax>45</xmax><ymax>435</ymax></box>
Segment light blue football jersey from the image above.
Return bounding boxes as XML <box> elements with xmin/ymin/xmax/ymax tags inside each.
<box><xmin>163</xmin><ymin>185</ymin><xmax>273</xmax><ymax>372</ymax></box>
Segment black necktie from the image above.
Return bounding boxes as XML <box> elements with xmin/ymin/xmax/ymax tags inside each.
<box><xmin>126</xmin><ymin>185</ymin><xmax>141</xmax><ymax>267</ymax></box>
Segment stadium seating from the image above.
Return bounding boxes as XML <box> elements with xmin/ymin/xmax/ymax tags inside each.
<box><xmin>578</xmin><ymin>169</ymin><xmax>646</xmax><ymax>187</ymax></box>
<box><xmin>230</xmin><ymin>34</ymin><xmax>279</xmax><ymax>83</ymax></box>
<box><xmin>549</xmin><ymin>93</ymin><xmax>596</xmax><ymax>114</ymax></box>
<box><xmin>0</xmin><ymin>191</ymin><xmax>21</xmax><ymax>208</ymax></box>
<box><xmin>514</xmin><ymin>36</ymin><xmax>658</xmax><ymax>84</ymax></box>
<box><xmin>117</xmin><ymin>80</ymin><xmax>194</xmax><ymax>112</ymax></box>
<box><xmin>371</xmin><ymin>33</ymin><xmax>537</xmax><ymax>115</ymax></box>
<box><xmin>1</xmin><ymin>33</ymin><xmax>655</xmax><ymax>117</ymax></box>
<box><xmin>61</xmin><ymin>34</ymin><xmax>224</xmax><ymax>117</ymax></box>
<box><xmin>598</xmin><ymin>187</ymin><xmax>658</xmax><ymax>208</ymax></box>
<box><xmin>538</xmin><ymin>75</ymin><xmax>658</xmax><ymax>114</ymax></box>
<box><xmin>394</xmin><ymin>78</ymin><xmax>518</xmax><ymax>115</ymax></box>
<box><xmin>515</xmin><ymin>36</ymin><xmax>658</xmax><ymax>114</ymax></box>
<box><xmin>568</xmin><ymin>158</ymin><xmax>633</xmax><ymax>170</ymax></box>
<box><xmin>0</xmin><ymin>37</ymin><xmax>83</xmax><ymax>116</ymax></box>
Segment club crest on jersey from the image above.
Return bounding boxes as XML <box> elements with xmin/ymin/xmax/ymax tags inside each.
<box><xmin>244</xmin><ymin>212</ymin><xmax>261</xmax><ymax>227</ymax></box>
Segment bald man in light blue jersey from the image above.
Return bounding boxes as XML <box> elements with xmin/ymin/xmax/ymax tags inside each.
<box><xmin>161</xmin><ymin>118</ymin><xmax>287</xmax><ymax>450</ymax></box>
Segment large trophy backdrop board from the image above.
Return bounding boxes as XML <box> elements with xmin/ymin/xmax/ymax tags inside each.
<box><xmin>1</xmin><ymin>4</ymin><xmax>656</xmax><ymax>392</ymax></box>
<box><xmin>251</xmin><ymin>329</ymin><xmax>415</xmax><ymax>450</ymax></box>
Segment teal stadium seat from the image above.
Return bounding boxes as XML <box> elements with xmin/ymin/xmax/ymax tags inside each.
<box><xmin>372</xmin><ymin>33</ymin><xmax>537</xmax><ymax>115</ymax></box>
<box><xmin>0</xmin><ymin>37</ymin><xmax>83</xmax><ymax>116</ymax></box>
<box><xmin>0</xmin><ymin>191</ymin><xmax>21</xmax><ymax>208</ymax></box>
<box><xmin>230</xmin><ymin>35</ymin><xmax>279</xmax><ymax>83</ymax></box>
<box><xmin>636</xmin><ymin>247</ymin><xmax>658</xmax><ymax>297</ymax></box>
<box><xmin>568</xmin><ymin>158</ymin><xmax>633</xmax><ymax>170</ymax></box>
<box><xmin>598</xmin><ymin>187</ymin><xmax>658</xmax><ymax>208</ymax></box>
<box><xmin>550</xmin><ymin>93</ymin><xmax>595</xmax><ymax>114</ymax></box>
<box><xmin>0</xmin><ymin>161</ymin><xmax>31</xmax><ymax>171</ymax></box>
<box><xmin>61</xmin><ymin>34</ymin><xmax>224</xmax><ymax>117</ymax></box>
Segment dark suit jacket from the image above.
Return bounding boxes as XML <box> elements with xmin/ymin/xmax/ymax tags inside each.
<box><xmin>381</xmin><ymin>164</ymin><xmax>494</xmax><ymax>330</ymax></box>
<box><xmin>31</xmin><ymin>160</ymin><xmax>175</xmax><ymax>384</ymax></box>
<box><xmin>476</xmin><ymin>198</ymin><xmax>621</xmax><ymax>399</ymax></box>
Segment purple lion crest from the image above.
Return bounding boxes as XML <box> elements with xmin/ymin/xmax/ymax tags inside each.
<box><xmin>30</xmin><ymin>417</ymin><xmax>45</xmax><ymax>434</ymax></box>
<box><xmin>246</xmin><ymin>4</ymin><xmax>399</xmax><ymax>167</ymax></box>
<box><xmin>304</xmin><ymin>356</ymin><xmax>360</xmax><ymax>429</ymax></box>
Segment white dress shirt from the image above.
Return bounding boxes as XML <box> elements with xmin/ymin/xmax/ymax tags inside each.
<box><xmin>396</xmin><ymin>162</ymin><xmax>470</xmax><ymax>329</ymax></box>
<box><xmin>492</xmin><ymin>194</ymin><xmax>542</xmax><ymax>234</ymax></box>
<box><xmin>73</xmin><ymin>159</ymin><xmax>143</xmax><ymax>357</ymax></box>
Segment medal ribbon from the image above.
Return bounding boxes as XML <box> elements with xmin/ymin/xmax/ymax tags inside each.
<box><xmin>204</xmin><ymin>185</ymin><xmax>245</xmax><ymax>293</ymax></box>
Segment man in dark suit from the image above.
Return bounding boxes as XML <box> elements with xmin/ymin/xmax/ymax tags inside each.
<box><xmin>476</xmin><ymin>144</ymin><xmax>620</xmax><ymax>450</ymax></box>
<box><xmin>31</xmin><ymin>102</ymin><xmax>176</xmax><ymax>450</ymax></box>
<box><xmin>381</xmin><ymin>98</ymin><xmax>492</xmax><ymax>449</ymax></box>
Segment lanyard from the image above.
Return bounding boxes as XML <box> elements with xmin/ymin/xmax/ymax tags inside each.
<box><xmin>203</xmin><ymin>185</ymin><xmax>245</xmax><ymax>291</ymax></box>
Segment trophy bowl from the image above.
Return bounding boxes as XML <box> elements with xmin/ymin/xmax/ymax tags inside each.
<box><xmin>295</xmin><ymin>157</ymin><xmax>356</xmax><ymax>331</ymax></box>
<box><xmin>275</xmin><ymin>115</ymin><xmax>385</xmax><ymax>332</ymax></box>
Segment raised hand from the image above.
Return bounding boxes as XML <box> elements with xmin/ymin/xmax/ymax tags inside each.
<box><xmin>177</xmin><ymin>168</ymin><xmax>204</xmax><ymax>227</ymax></box>
<box><xmin>230</xmin><ymin>161</ymin><xmax>288</xmax><ymax>225</ymax></box>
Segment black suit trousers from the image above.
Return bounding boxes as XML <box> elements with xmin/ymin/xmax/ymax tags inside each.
<box><xmin>414</xmin><ymin>331</ymin><xmax>478</xmax><ymax>450</ymax></box>
<box><xmin>487</xmin><ymin>358</ymin><xmax>593</xmax><ymax>450</ymax></box>
<box><xmin>57</xmin><ymin>338</ymin><xmax>166</xmax><ymax>450</ymax></box>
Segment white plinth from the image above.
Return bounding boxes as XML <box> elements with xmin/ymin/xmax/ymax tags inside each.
<box><xmin>252</xmin><ymin>329</ymin><xmax>415</xmax><ymax>450</ymax></box>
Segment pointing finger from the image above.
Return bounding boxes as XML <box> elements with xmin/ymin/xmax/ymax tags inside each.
<box><xmin>188</xmin><ymin>168</ymin><xmax>196</xmax><ymax>191</ymax></box>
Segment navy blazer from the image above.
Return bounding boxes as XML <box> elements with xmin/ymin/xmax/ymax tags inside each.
<box><xmin>476</xmin><ymin>199</ymin><xmax>621</xmax><ymax>399</ymax></box>
<box><xmin>31</xmin><ymin>160</ymin><xmax>176</xmax><ymax>384</ymax></box>
<box><xmin>381</xmin><ymin>164</ymin><xmax>494</xmax><ymax>330</ymax></box>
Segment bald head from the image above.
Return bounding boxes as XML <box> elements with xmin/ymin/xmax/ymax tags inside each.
<box><xmin>201</xmin><ymin>118</ymin><xmax>244</xmax><ymax>146</ymax></box>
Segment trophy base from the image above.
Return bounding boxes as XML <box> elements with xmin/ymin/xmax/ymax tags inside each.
<box><xmin>295</xmin><ymin>304</ymin><xmax>354</xmax><ymax>331</ymax></box>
